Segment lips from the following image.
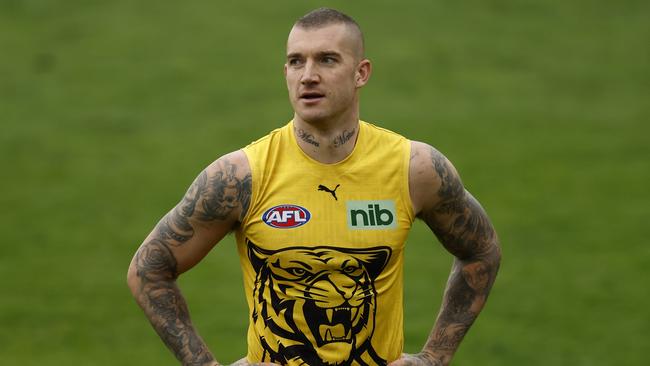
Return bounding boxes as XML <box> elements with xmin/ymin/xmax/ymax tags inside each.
<box><xmin>299</xmin><ymin>91</ymin><xmax>325</xmax><ymax>101</ymax></box>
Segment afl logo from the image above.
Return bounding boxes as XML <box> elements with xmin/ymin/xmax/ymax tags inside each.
<box><xmin>262</xmin><ymin>204</ymin><xmax>311</xmax><ymax>229</ymax></box>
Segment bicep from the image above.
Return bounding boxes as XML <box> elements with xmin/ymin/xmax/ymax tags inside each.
<box><xmin>422</xmin><ymin>190</ymin><xmax>497</xmax><ymax>259</ymax></box>
<box><xmin>137</xmin><ymin>151</ymin><xmax>251</xmax><ymax>275</ymax></box>
<box><xmin>410</xmin><ymin>141</ymin><xmax>497</xmax><ymax>259</ymax></box>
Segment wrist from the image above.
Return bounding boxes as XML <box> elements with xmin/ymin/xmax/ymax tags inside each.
<box><xmin>419</xmin><ymin>350</ymin><xmax>449</xmax><ymax>366</ymax></box>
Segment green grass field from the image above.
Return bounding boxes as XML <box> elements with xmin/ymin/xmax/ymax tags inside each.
<box><xmin>1</xmin><ymin>1</ymin><xmax>648</xmax><ymax>365</ymax></box>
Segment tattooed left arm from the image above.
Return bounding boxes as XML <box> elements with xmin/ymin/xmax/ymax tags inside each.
<box><xmin>393</xmin><ymin>141</ymin><xmax>501</xmax><ymax>366</ymax></box>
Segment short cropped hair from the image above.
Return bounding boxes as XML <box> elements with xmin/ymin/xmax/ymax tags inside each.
<box><xmin>296</xmin><ymin>8</ymin><xmax>360</xmax><ymax>29</ymax></box>
<box><xmin>294</xmin><ymin>8</ymin><xmax>365</xmax><ymax>57</ymax></box>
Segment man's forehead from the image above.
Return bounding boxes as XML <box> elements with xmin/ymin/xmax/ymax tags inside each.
<box><xmin>286</xmin><ymin>23</ymin><xmax>360</xmax><ymax>57</ymax></box>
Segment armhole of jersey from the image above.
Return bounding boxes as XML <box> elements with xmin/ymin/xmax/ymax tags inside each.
<box><xmin>240</xmin><ymin>147</ymin><xmax>258</xmax><ymax>226</ymax></box>
<box><xmin>402</xmin><ymin>139</ymin><xmax>416</xmax><ymax>223</ymax></box>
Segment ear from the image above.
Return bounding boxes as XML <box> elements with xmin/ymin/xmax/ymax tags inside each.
<box><xmin>355</xmin><ymin>59</ymin><xmax>372</xmax><ymax>88</ymax></box>
<box><xmin>283</xmin><ymin>63</ymin><xmax>288</xmax><ymax>77</ymax></box>
<box><xmin>247</xmin><ymin>240</ymin><xmax>274</xmax><ymax>273</ymax></box>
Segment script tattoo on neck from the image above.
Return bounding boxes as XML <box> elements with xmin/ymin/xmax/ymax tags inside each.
<box><xmin>133</xmin><ymin>156</ymin><xmax>251</xmax><ymax>365</ymax></box>
<box><xmin>297</xmin><ymin>128</ymin><xmax>320</xmax><ymax>147</ymax></box>
<box><xmin>332</xmin><ymin>128</ymin><xmax>355</xmax><ymax>148</ymax></box>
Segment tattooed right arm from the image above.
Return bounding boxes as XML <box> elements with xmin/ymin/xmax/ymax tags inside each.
<box><xmin>127</xmin><ymin>150</ymin><xmax>251</xmax><ymax>366</ymax></box>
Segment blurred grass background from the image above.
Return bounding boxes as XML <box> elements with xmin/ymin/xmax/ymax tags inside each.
<box><xmin>1</xmin><ymin>0</ymin><xmax>648</xmax><ymax>365</ymax></box>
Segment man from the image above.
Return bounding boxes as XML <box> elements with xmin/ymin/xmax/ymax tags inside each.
<box><xmin>127</xmin><ymin>7</ymin><xmax>501</xmax><ymax>366</ymax></box>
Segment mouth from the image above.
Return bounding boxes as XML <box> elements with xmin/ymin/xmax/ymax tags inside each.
<box><xmin>305</xmin><ymin>302</ymin><xmax>364</xmax><ymax>345</ymax></box>
<box><xmin>299</xmin><ymin>91</ymin><xmax>325</xmax><ymax>103</ymax></box>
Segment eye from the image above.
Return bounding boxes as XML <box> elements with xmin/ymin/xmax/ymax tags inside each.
<box><xmin>342</xmin><ymin>265</ymin><xmax>359</xmax><ymax>274</ymax></box>
<box><xmin>321</xmin><ymin>56</ymin><xmax>336</xmax><ymax>64</ymax></box>
<box><xmin>286</xmin><ymin>267</ymin><xmax>307</xmax><ymax>276</ymax></box>
<box><xmin>288</xmin><ymin>58</ymin><xmax>303</xmax><ymax>66</ymax></box>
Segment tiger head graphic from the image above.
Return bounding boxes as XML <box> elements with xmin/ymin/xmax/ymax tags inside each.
<box><xmin>247</xmin><ymin>241</ymin><xmax>392</xmax><ymax>366</ymax></box>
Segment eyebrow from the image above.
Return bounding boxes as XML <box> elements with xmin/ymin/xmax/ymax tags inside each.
<box><xmin>286</xmin><ymin>50</ymin><xmax>342</xmax><ymax>59</ymax></box>
<box><xmin>289</xmin><ymin>260</ymin><xmax>313</xmax><ymax>270</ymax></box>
<box><xmin>341</xmin><ymin>259</ymin><xmax>358</xmax><ymax>268</ymax></box>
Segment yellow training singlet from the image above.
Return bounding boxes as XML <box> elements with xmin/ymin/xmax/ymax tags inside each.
<box><xmin>235</xmin><ymin>120</ymin><xmax>415</xmax><ymax>366</ymax></box>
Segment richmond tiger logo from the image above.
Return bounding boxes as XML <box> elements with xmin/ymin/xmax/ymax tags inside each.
<box><xmin>247</xmin><ymin>241</ymin><xmax>392</xmax><ymax>366</ymax></box>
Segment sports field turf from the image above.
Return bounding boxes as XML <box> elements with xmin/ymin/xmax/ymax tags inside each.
<box><xmin>1</xmin><ymin>1</ymin><xmax>648</xmax><ymax>365</ymax></box>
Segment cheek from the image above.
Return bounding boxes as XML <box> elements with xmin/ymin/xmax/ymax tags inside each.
<box><xmin>286</xmin><ymin>84</ymin><xmax>299</xmax><ymax>102</ymax></box>
<box><xmin>339</xmin><ymin>73</ymin><xmax>357</xmax><ymax>94</ymax></box>
<box><xmin>333</xmin><ymin>79</ymin><xmax>356</xmax><ymax>101</ymax></box>
<box><xmin>285</xmin><ymin>73</ymin><xmax>298</xmax><ymax>90</ymax></box>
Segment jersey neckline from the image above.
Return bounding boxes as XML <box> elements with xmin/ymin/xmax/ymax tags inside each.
<box><xmin>288</xmin><ymin>119</ymin><xmax>365</xmax><ymax>168</ymax></box>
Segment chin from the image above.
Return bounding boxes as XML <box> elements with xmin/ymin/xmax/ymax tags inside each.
<box><xmin>296</xmin><ymin>111</ymin><xmax>331</xmax><ymax>124</ymax></box>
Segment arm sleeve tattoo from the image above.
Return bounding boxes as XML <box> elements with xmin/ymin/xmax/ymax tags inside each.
<box><xmin>134</xmin><ymin>240</ymin><xmax>215</xmax><ymax>365</ymax></box>
<box><xmin>418</xmin><ymin>147</ymin><xmax>501</xmax><ymax>365</ymax></box>
<box><xmin>130</xmin><ymin>156</ymin><xmax>251</xmax><ymax>365</ymax></box>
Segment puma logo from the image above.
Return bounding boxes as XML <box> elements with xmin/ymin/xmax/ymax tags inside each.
<box><xmin>318</xmin><ymin>184</ymin><xmax>340</xmax><ymax>201</ymax></box>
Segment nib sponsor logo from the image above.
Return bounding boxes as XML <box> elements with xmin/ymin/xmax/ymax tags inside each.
<box><xmin>346</xmin><ymin>200</ymin><xmax>397</xmax><ymax>230</ymax></box>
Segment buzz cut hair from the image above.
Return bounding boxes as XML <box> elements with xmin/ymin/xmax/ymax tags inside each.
<box><xmin>294</xmin><ymin>7</ymin><xmax>365</xmax><ymax>57</ymax></box>
<box><xmin>295</xmin><ymin>7</ymin><xmax>360</xmax><ymax>30</ymax></box>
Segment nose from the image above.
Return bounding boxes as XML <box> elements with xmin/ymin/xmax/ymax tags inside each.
<box><xmin>329</xmin><ymin>273</ymin><xmax>358</xmax><ymax>301</ymax></box>
<box><xmin>300</xmin><ymin>59</ymin><xmax>320</xmax><ymax>85</ymax></box>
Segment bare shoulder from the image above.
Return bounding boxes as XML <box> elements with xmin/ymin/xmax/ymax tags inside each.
<box><xmin>409</xmin><ymin>140</ymin><xmax>463</xmax><ymax>216</ymax></box>
<box><xmin>199</xmin><ymin>150</ymin><xmax>252</xmax><ymax>223</ymax></box>
<box><xmin>206</xmin><ymin>150</ymin><xmax>250</xmax><ymax>178</ymax></box>
<box><xmin>409</xmin><ymin>141</ymin><xmax>499</xmax><ymax>260</ymax></box>
<box><xmin>132</xmin><ymin>150</ymin><xmax>253</xmax><ymax>275</ymax></box>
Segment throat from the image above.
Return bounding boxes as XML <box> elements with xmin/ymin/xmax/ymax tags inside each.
<box><xmin>293</xmin><ymin>121</ymin><xmax>360</xmax><ymax>164</ymax></box>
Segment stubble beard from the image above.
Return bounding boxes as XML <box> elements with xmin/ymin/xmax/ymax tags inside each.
<box><xmin>294</xmin><ymin>97</ymin><xmax>357</xmax><ymax>127</ymax></box>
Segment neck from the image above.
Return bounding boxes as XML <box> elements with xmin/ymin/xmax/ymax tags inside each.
<box><xmin>293</xmin><ymin>114</ymin><xmax>360</xmax><ymax>164</ymax></box>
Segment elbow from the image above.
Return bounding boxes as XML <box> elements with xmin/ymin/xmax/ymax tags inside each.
<box><xmin>126</xmin><ymin>261</ymin><xmax>140</xmax><ymax>297</ymax></box>
<box><xmin>468</xmin><ymin>237</ymin><xmax>501</xmax><ymax>273</ymax></box>
<box><xmin>488</xmin><ymin>238</ymin><xmax>502</xmax><ymax>274</ymax></box>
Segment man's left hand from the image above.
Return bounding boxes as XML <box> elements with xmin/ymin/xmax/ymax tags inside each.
<box><xmin>388</xmin><ymin>353</ymin><xmax>444</xmax><ymax>366</ymax></box>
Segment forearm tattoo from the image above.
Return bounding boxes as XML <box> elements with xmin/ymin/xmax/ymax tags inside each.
<box><xmin>419</xmin><ymin>147</ymin><xmax>501</xmax><ymax>362</ymax></box>
<box><xmin>134</xmin><ymin>157</ymin><xmax>251</xmax><ymax>365</ymax></box>
<box><xmin>135</xmin><ymin>240</ymin><xmax>214</xmax><ymax>365</ymax></box>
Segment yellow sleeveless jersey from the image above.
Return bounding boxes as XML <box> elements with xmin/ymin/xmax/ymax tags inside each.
<box><xmin>235</xmin><ymin>120</ymin><xmax>415</xmax><ymax>366</ymax></box>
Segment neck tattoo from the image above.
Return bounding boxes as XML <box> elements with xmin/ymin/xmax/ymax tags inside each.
<box><xmin>332</xmin><ymin>128</ymin><xmax>356</xmax><ymax>148</ymax></box>
<box><xmin>297</xmin><ymin>128</ymin><xmax>320</xmax><ymax>147</ymax></box>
